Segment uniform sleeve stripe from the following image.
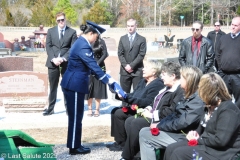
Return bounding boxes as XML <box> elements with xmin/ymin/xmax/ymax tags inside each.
<box><xmin>99</xmin><ymin>74</ymin><xmax>106</xmax><ymax>80</ymax></box>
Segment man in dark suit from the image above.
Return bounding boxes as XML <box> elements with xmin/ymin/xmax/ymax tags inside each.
<box><xmin>118</xmin><ymin>18</ymin><xmax>146</xmax><ymax>107</ymax></box>
<box><xmin>207</xmin><ymin>21</ymin><xmax>226</xmax><ymax>71</ymax></box>
<box><xmin>43</xmin><ymin>12</ymin><xmax>77</xmax><ymax>116</ymax></box>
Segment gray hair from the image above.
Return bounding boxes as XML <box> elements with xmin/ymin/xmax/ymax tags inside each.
<box><xmin>144</xmin><ymin>60</ymin><xmax>162</xmax><ymax>78</ymax></box>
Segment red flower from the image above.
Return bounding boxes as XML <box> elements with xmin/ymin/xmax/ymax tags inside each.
<box><xmin>188</xmin><ymin>139</ymin><xmax>198</xmax><ymax>146</ymax></box>
<box><xmin>151</xmin><ymin>128</ymin><xmax>160</xmax><ymax>136</ymax></box>
<box><xmin>122</xmin><ymin>107</ymin><xmax>128</xmax><ymax>113</ymax></box>
<box><xmin>131</xmin><ymin>104</ymin><xmax>138</xmax><ymax>111</ymax></box>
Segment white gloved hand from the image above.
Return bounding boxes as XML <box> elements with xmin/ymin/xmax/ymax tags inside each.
<box><xmin>108</xmin><ymin>77</ymin><xmax>115</xmax><ymax>85</ymax></box>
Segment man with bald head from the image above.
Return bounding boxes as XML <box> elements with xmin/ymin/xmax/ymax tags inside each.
<box><xmin>179</xmin><ymin>21</ymin><xmax>214</xmax><ymax>73</ymax></box>
<box><xmin>216</xmin><ymin>17</ymin><xmax>240</xmax><ymax>109</ymax></box>
<box><xmin>207</xmin><ymin>21</ymin><xmax>226</xmax><ymax>70</ymax></box>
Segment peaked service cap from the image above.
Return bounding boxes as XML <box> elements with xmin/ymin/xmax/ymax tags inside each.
<box><xmin>86</xmin><ymin>20</ymin><xmax>106</xmax><ymax>34</ymax></box>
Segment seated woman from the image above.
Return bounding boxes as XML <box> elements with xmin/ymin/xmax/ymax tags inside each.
<box><xmin>108</xmin><ymin>60</ymin><xmax>165</xmax><ymax>151</ymax></box>
<box><xmin>139</xmin><ymin>65</ymin><xmax>205</xmax><ymax>160</ymax></box>
<box><xmin>164</xmin><ymin>73</ymin><xmax>240</xmax><ymax>160</ymax></box>
<box><xmin>120</xmin><ymin>61</ymin><xmax>184</xmax><ymax>159</ymax></box>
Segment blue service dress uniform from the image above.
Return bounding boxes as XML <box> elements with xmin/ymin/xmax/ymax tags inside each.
<box><xmin>61</xmin><ymin>36</ymin><xmax>109</xmax><ymax>149</ymax></box>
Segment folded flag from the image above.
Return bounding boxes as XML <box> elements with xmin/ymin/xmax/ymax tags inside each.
<box><xmin>106</xmin><ymin>74</ymin><xmax>127</xmax><ymax>99</ymax></box>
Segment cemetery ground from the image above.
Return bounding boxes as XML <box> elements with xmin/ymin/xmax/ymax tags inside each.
<box><xmin>1</xmin><ymin>49</ymin><xmax>178</xmax><ymax>147</ymax></box>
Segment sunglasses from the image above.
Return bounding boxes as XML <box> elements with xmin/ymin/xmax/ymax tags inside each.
<box><xmin>191</xmin><ymin>28</ymin><xmax>200</xmax><ymax>32</ymax></box>
<box><xmin>57</xmin><ymin>19</ymin><xmax>65</xmax><ymax>23</ymax></box>
<box><xmin>214</xmin><ymin>25</ymin><xmax>220</xmax><ymax>27</ymax></box>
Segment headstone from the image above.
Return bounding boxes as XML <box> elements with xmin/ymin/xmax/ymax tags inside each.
<box><xmin>164</xmin><ymin>57</ymin><xmax>179</xmax><ymax>63</ymax></box>
<box><xmin>0</xmin><ymin>48</ymin><xmax>12</xmax><ymax>57</ymax></box>
<box><xmin>0</xmin><ymin>71</ymin><xmax>48</xmax><ymax>112</ymax></box>
<box><xmin>0</xmin><ymin>33</ymin><xmax>4</xmax><ymax>42</ymax></box>
<box><xmin>0</xmin><ymin>42</ymin><xmax>5</xmax><ymax>48</ymax></box>
<box><xmin>13</xmin><ymin>38</ymin><xmax>20</xmax><ymax>51</ymax></box>
<box><xmin>147</xmin><ymin>41</ymin><xmax>158</xmax><ymax>52</ymax></box>
<box><xmin>33</xmin><ymin>25</ymin><xmax>47</xmax><ymax>48</ymax></box>
<box><xmin>0</xmin><ymin>57</ymin><xmax>33</xmax><ymax>72</ymax></box>
<box><xmin>19</xmin><ymin>36</ymin><xmax>30</xmax><ymax>51</ymax></box>
<box><xmin>0</xmin><ymin>32</ymin><xmax>14</xmax><ymax>51</ymax></box>
<box><xmin>147</xmin><ymin>57</ymin><xmax>165</xmax><ymax>63</ymax></box>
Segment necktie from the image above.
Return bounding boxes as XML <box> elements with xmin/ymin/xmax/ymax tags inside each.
<box><xmin>60</xmin><ymin>30</ymin><xmax>64</xmax><ymax>39</ymax></box>
<box><xmin>193</xmin><ymin>41</ymin><xmax>198</xmax><ymax>66</ymax></box>
<box><xmin>129</xmin><ymin>35</ymin><xmax>133</xmax><ymax>47</ymax></box>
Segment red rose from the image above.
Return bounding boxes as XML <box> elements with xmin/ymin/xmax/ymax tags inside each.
<box><xmin>151</xmin><ymin>128</ymin><xmax>160</xmax><ymax>136</ymax></box>
<box><xmin>131</xmin><ymin>104</ymin><xmax>138</xmax><ymax>111</ymax></box>
<box><xmin>122</xmin><ymin>107</ymin><xmax>128</xmax><ymax>113</ymax></box>
<box><xmin>188</xmin><ymin>139</ymin><xmax>198</xmax><ymax>146</ymax></box>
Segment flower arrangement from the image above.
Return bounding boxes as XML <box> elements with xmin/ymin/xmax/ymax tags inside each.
<box><xmin>20</xmin><ymin>45</ymin><xmax>26</xmax><ymax>51</ymax></box>
<box><xmin>131</xmin><ymin>104</ymin><xmax>150</xmax><ymax>123</ymax></box>
<box><xmin>34</xmin><ymin>38</ymin><xmax>41</xmax><ymax>45</ymax></box>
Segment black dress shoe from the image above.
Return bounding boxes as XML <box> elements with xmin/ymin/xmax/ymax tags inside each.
<box><xmin>109</xmin><ymin>143</ymin><xmax>123</xmax><ymax>151</ymax></box>
<box><xmin>43</xmin><ymin>110</ymin><xmax>54</xmax><ymax>116</ymax></box>
<box><xmin>106</xmin><ymin>142</ymin><xmax>118</xmax><ymax>148</ymax></box>
<box><xmin>81</xmin><ymin>145</ymin><xmax>90</xmax><ymax>150</ymax></box>
<box><xmin>69</xmin><ymin>147</ymin><xmax>91</xmax><ymax>155</ymax></box>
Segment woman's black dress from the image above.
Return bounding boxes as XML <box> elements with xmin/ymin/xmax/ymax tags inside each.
<box><xmin>85</xmin><ymin>38</ymin><xmax>108</xmax><ymax>99</ymax></box>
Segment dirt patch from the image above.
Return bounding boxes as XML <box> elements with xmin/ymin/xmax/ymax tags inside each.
<box><xmin>21</xmin><ymin>126</ymin><xmax>114</xmax><ymax>144</ymax></box>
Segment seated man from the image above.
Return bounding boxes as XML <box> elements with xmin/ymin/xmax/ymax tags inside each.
<box><xmin>107</xmin><ymin>60</ymin><xmax>165</xmax><ymax>151</ymax></box>
<box><xmin>139</xmin><ymin>65</ymin><xmax>205</xmax><ymax>160</ymax></box>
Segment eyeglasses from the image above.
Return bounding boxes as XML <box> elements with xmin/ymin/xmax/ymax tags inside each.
<box><xmin>57</xmin><ymin>19</ymin><xmax>65</xmax><ymax>23</ymax></box>
<box><xmin>191</xmin><ymin>28</ymin><xmax>200</xmax><ymax>32</ymax></box>
<box><xmin>214</xmin><ymin>25</ymin><xmax>220</xmax><ymax>27</ymax></box>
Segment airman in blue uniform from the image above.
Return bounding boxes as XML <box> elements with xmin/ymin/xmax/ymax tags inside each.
<box><xmin>61</xmin><ymin>21</ymin><xmax>113</xmax><ymax>155</ymax></box>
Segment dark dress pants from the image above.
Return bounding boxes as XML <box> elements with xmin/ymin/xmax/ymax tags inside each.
<box><xmin>122</xmin><ymin>116</ymin><xmax>150</xmax><ymax>159</ymax></box>
<box><xmin>220</xmin><ymin>72</ymin><xmax>240</xmax><ymax>109</ymax></box>
<box><xmin>120</xmin><ymin>75</ymin><xmax>142</xmax><ymax>107</ymax></box>
<box><xmin>62</xmin><ymin>88</ymin><xmax>85</xmax><ymax>149</ymax></box>
<box><xmin>164</xmin><ymin>140</ymin><xmax>218</xmax><ymax>160</ymax></box>
<box><xmin>47</xmin><ymin>62</ymin><xmax>67</xmax><ymax>112</ymax></box>
<box><xmin>110</xmin><ymin>107</ymin><xmax>135</xmax><ymax>146</ymax></box>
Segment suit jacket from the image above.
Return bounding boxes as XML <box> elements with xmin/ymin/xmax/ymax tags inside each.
<box><xmin>45</xmin><ymin>26</ymin><xmax>77</xmax><ymax>68</ymax></box>
<box><xmin>118</xmin><ymin>33</ymin><xmax>146</xmax><ymax>76</ymax></box>
<box><xmin>178</xmin><ymin>36</ymin><xmax>214</xmax><ymax>73</ymax></box>
<box><xmin>207</xmin><ymin>29</ymin><xmax>226</xmax><ymax>52</ymax></box>
<box><xmin>60</xmin><ymin>36</ymin><xmax>109</xmax><ymax>93</ymax></box>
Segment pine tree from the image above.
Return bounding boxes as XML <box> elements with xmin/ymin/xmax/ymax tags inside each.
<box><xmin>82</xmin><ymin>0</ymin><xmax>114</xmax><ymax>26</ymax></box>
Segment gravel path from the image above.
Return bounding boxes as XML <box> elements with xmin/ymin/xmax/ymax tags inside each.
<box><xmin>54</xmin><ymin>143</ymin><xmax>121</xmax><ymax>160</ymax></box>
